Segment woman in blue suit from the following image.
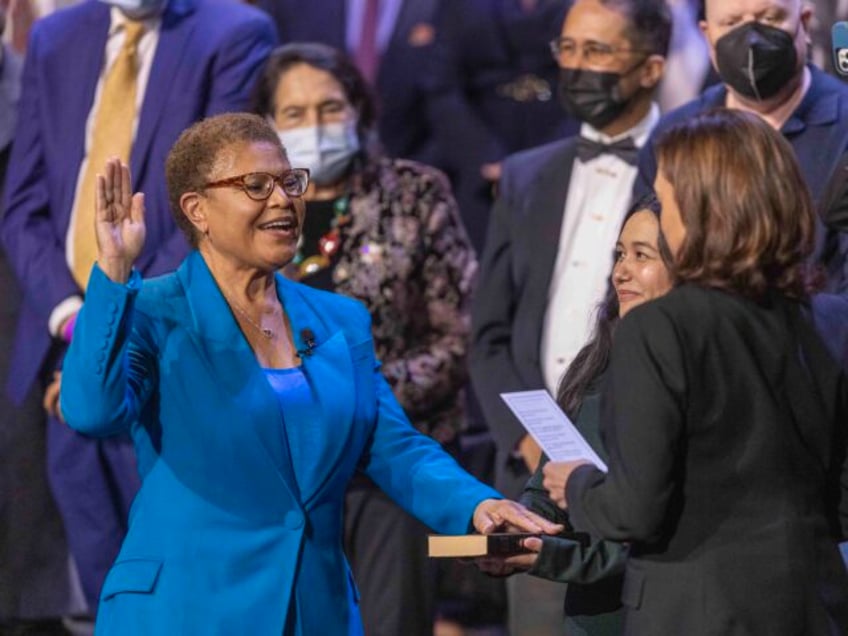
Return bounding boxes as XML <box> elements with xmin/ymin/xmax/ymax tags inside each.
<box><xmin>59</xmin><ymin>113</ymin><xmax>559</xmax><ymax>635</ymax></box>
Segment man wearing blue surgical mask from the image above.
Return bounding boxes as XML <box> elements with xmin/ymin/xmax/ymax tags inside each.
<box><xmin>635</xmin><ymin>0</ymin><xmax>848</xmax><ymax>294</ymax></box>
<box><xmin>0</xmin><ymin>0</ymin><xmax>276</xmax><ymax>617</ymax></box>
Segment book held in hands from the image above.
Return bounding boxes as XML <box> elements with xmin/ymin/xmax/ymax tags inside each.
<box><xmin>427</xmin><ymin>533</ymin><xmax>540</xmax><ymax>558</ymax></box>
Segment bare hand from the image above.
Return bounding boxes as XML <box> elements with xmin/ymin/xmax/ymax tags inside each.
<box><xmin>43</xmin><ymin>371</ymin><xmax>64</xmax><ymax>423</ymax></box>
<box><xmin>480</xmin><ymin>162</ymin><xmax>502</xmax><ymax>183</ymax></box>
<box><xmin>95</xmin><ymin>158</ymin><xmax>146</xmax><ymax>283</ymax></box>
<box><xmin>472</xmin><ymin>498</ymin><xmax>563</xmax><ymax>535</ymax></box>
<box><xmin>543</xmin><ymin>460</ymin><xmax>590</xmax><ymax>509</ymax></box>
<box><xmin>475</xmin><ymin>536</ymin><xmax>543</xmax><ymax>577</ymax></box>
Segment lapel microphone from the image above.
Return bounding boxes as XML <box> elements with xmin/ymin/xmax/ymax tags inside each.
<box><xmin>299</xmin><ymin>328</ymin><xmax>317</xmax><ymax>357</ymax></box>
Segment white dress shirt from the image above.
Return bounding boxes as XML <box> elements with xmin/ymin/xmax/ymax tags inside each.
<box><xmin>539</xmin><ymin>103</ymin><xmax>659</xmax><ymax>394</ymax></box>
<box><xmin>49</xmin><ymin>8</ymin><xmax>160</xmax><ymax>337</ymax></box>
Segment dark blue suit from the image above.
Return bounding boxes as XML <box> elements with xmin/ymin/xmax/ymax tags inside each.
<box><xmin>0</xmin><ymin>0</ymin><xmax>276</xmax><ymax>610</ymax></box>
<box><xmin>426</xmin><ymin>0</ymin><xmax>578</xmax><ymax>251</ymax></box>
<box><xmin>257</xmin><ymin>0</ymin><xmax>441</xmax><ymax>166</ymax></box>
<box><xmin>634</xmin><ymin>65</ymin><xmax>848</xmax><ymax>293</ymax></box>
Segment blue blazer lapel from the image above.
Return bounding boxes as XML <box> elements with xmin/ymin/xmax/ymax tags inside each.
<box><xmin>131</xmin><ymin>0</ymin><xmax>196</xmax><ymax>182</ymax></box>
<box><xmin>275</xmin><ymin>278</ymin><xmax>359</xmax><ymax>505</ymax></box>
<box><xmin>175</xmin><ymin>252</ymin><xmax>303</xmax><ymax>503</ymax></box>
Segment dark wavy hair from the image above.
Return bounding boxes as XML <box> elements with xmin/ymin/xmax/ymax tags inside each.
<box><xmin>556</xmin><ymin>194</ymin><xmax>668</xmax><ymax>417</ymax></box>
<box><xmin>656</xmin><ymin>108</ymin><xmax>818</xmax><ymax>300</ymax></box>
<box><xmin>251</xmin><ymin>42</ymin><xmax>380</xmax><ymax>168</ymax></box>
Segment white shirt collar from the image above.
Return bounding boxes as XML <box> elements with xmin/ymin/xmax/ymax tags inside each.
<box><xmin>579</xmin><ymin>102</ymin><xmax>660</xmax><ymax>148</ymax></box>
<box><xmin>109</xmin><ymin>6</ymin><xmax>161</xmax><ymax>37</ymax></box>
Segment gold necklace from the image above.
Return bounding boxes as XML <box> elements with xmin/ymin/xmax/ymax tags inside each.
<box><xmin>224</xmin><ymin>294</ymin><xmax>277</xmax><ymax>340</ymax></box>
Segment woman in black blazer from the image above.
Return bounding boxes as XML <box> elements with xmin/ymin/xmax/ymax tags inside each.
<box><xmin>494</xmin><ymin>196</ymin><xmax>673</xmax><ymax>636</ymax></box>
<box><xmin>549</xmin><ymin>109</ymin><xmax>848</xmax><ymax>635</ymax></box>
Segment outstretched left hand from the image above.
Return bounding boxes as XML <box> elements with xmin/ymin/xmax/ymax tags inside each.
<box><xmin>472</xmin><ymin>499</ymin><xmax>562</xmax><ymax>536</ymax></box>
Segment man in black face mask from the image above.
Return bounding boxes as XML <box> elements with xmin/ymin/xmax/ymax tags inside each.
<box><xmin>469</xmin><ymin>1</ymin><xmax>670</xmax><ymax>633</ymax></box>
<box><xmin>635</xmin><ymin>0</ymin><xmax>848</xmax><ymax>293</ymax></box>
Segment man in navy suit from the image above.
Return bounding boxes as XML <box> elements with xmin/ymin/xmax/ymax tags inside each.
<box><xmin>635</xmin><ymin>0</ymin><xmax>848</xmax><ymax>293</ymax></box>
<box><xmin>470</xmin><ymin>0</ymin><xmax>670</xmax><ymax>632</ymax></box>
<box><xmin>425</xmin><ymin>0</ymin><xmax>580</xmax><ymax>252</ymax></box>
<box><xmin>0</xmin><ymin>0</ymin><xmax>275</xmax><ymax>613</ymax></box>
<box><xmin>257</xmin><ymin>0</ymin><xmax>441</xmax><ymax>167</ymax></box>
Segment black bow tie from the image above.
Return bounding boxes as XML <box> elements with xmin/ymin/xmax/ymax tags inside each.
<box><xmin>576</xmin><ymin>135</ymin><xmax>639</xmax><ymax>166</ymax></box>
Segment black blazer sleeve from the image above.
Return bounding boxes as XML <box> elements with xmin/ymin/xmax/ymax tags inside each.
<box><xmin>566</xmin><ymin>303</ymin><xmax>687</xmax><ymax>543</ymax></box>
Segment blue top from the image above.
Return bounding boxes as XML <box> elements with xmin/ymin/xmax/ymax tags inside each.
<box><xmin>263</xmin><ymin>366</ymin><xmax>320</xmax><ymax>497</ymax></box>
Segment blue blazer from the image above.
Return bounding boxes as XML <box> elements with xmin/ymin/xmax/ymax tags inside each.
<box><xmin>60</xmin><ymin>252</ymin><xmax>499</xmax><ymax>635</ymax></box>
<box><xmin>0</xmin><ymin>0</ymin><xmax>276</xmax><ymax>403</ymax></box>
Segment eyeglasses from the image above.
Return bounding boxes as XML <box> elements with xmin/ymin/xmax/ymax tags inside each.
<box><xmin>549</xmin><ymin>37</ymin><xmax>650</xmax><ymax>66</ymax></box>
<box><xmin>204</xmin><ymin>169</ymin><xmax>310</xmax><ymax>201</ymax></box>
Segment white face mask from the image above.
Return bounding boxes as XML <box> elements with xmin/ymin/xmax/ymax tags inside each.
<box><xmin>277</xmin><ymin>121</ymin><xmax>360</xmax><ymax>187</ymax></box>
<box><xmin>100</xmin><ymin>0</ymin><xmax>166</xmax><ymax>20</ymax></box>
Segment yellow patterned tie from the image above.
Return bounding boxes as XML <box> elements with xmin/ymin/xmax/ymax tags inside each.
<box><xmin>71</xmin><ymin>21</ymin><xmax>146</xmax><ymax>288</ymax></box>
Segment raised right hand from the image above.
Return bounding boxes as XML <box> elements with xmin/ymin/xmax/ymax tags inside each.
<box><xmin>95</xmin><ymin>158</ymin><xmax>146</xmax><ymax>283</ymax></box>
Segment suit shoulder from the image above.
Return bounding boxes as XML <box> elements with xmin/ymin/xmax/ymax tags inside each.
<box><xmin>809</xmin><ymin>65</ymin><xmax>848</xmax><ymax>101</ymax></box>
<box><xmin>193</xmin><ymin>0</ymin><xmax>273</xmax><ymax>23</ymax></box>
<box><xmin>282</xmin><ymin>278</ymin><xmax>372</xmax><ymax>331</ymax></box>
<box><xmin>32</xmin><ymin>1</ymin><xmax>105</xmax><ymax>33</ymax></box>
<box><xmin>652</xmin><ymin>87</ymin><xmax>724</xmax><ymax>137</ymax></box>
<box><xmin>136</xmin><ymin>271</ymin><xmax>185</xmax><ymax>316</ymax></box>
<box><xmin>624</xmin><ymin>284</ymin><xmax>721</xmax><ymax>334</ymax></box>
<box><xmin>502</xmin><ymin>138</ymin><xmax>576</xmax><ymax>175</ymax></box>
<box><xmin>500</xmin><ymin>137</ymin><xmax>576</xmax><ymax>194</ymax></box>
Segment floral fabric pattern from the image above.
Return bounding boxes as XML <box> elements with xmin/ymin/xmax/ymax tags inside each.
<box><xmin>331</xmin><ymin>158</ymin><xmax>476</xmax><ymax>442</ymax></box>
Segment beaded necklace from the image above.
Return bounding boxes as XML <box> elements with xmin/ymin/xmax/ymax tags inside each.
<box><xmin>292</xmin><ymin>194</ymin><xmax>351</xmax><ymax>280</ymax></box>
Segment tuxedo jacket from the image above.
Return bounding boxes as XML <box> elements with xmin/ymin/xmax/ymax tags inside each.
<box><xmin>0</xmin><ymin>0</ymin><xmax>276</xmax><ymax>403</ymax></box>
<box><xmin>470</xmin><ymin>137</ymin><xmax>580</xmax><ymax>497</ymax></box>
<box><xmin>567</xmin><ymin>285</ymin><xmax>848</xmax><ymax>635</ymax></box>
<box><xmin>60</xmin><ymin>252</ymin><xmax>499</xmax><ymax>635</ymax></box>
<box><xmin>256</xmin><ymin>0</ymin><xmax>441</xmax><ymax>165</ymax></box>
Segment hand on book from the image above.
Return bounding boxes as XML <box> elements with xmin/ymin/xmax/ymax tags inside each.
<box><xmin>475</xmin><ymin>535</ymin><xmax>544</xmax><ymax>577</ymax></box>
<box><xmin>543</xmin><ymin>459</ymin><xmax>591</xmax><ymax>509</ymax></box>
<box><xmin>472</xmin><ymin>499</ymin><xmax>563</xmax><ymax>536</ymax></box>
